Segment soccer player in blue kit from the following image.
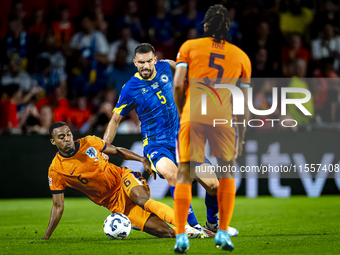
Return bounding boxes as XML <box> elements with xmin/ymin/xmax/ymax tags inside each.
<box><xmin>103</xmin><ymin>43</ymin><xmax>237</xmax><ymax>237</ymax></box>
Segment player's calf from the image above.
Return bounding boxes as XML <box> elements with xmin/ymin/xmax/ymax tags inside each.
<box><xmin>144</xmin><ymin>214</ymin><xmax>175</xmax><ymax>238</ymax></box>
<box><xmin>130</xmin><ymin>185</ymin><xmax>175</xmax><ymax>225</ymax></box>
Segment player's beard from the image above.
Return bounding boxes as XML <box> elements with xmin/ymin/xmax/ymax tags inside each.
<box><xmin>139</xmin><ymin>68</ymin><xmax>153</xmax><ymax>79</ymax></box>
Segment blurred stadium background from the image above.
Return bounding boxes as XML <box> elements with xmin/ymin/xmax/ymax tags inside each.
<box><xmin>1</xmin><ymin>0</ymin><xmax>340</xmax><ymax>200</ymax></box>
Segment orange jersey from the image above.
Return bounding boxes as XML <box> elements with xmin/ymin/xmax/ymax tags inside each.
<box><xmin>48</xmin><ymin>135</ymin><xmax>127</xmax><ymax>213</ymax></box>
<box><xmin>176</xmin><ymin>37</ymin><xmax>251</xmax><ymax>125</ymax></box>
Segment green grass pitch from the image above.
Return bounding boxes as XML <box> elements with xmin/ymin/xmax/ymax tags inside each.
<box><xmin>1</xmin><ymin>196</ymin><xmax>339</xmax><ymax>254</ymax></box>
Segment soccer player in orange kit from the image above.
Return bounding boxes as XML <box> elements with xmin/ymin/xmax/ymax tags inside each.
<box><xmin>173</xmin><ymin>5</ymin><xmax>251</xmax><ymax>253</ymax></box>
<box><xmin>42</xmin><ymin>122</ymin><xmax>200</xmax><ymax>239</ymax></box>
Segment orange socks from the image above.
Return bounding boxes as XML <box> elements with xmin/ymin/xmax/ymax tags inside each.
<box><xmin>218</xmin><ymin>178</ymin><xmax>236</xmax><ymax>231</ymax></box>
<box><xmin>174</xmin><ymin>183</ymin><xmax>192</xmax><ymax>235</ymax></box>
<box><xmin>144</xmin><ymin>199</ymin><xmax>175</xmax><ymax>225</ymax></box>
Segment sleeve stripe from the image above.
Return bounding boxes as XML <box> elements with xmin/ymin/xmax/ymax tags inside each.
<box><xmin>176</xmin><ymin>63</ymin><xmax>188</xmax><ymax>68</ymax></box>
<box><xmin>101</xmin><ymin>143</ymin><xmax>107</xmax><ymax>152</ymax></box>
<box><xmin>51</xmin><ymin>190</ymin><xmax>65</xmax><ymax>194</ymax></box>
<box><xmin>240</xmin><ymin>83</ymin><xmax>250</xmax><ymax>88</ymax></box>
<box><xmin>113</xmin><ymin>104</ymin><xmax>128</xmax><ymax>115</ymax></box>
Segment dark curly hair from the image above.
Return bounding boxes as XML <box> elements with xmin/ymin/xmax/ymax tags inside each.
<box><xmin>49</xmin><ymin>122</ymin><xmax>68</xmax><ymax>136</ymax></box>
<box><xmin>203</xmin><ymin>5</ymin><xmax>231</xmax><ymax>44</ymax></box>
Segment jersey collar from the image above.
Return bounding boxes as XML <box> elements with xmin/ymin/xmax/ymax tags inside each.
<box><xmin>59</xmin><ymin>142</ymin><xmax>80</xmax><ymax>158</ymax></box>
<box><xmin>134</xmin><ymin>67</ymin><xmax>157</xmax><ymax>81</ymax></box>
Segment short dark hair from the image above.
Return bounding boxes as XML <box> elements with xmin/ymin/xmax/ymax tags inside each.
<box><xmin>4</xmin><ymin>84</ymin><xmax>20</xmax><ymax>98</ymax></box>
<box><xmin>134</xmin><ymin>43</ymin><xmax>155</xmax><ymax>56</ymax></box>
<box><xmin>81</xmin><ymin>12</ymin><xmax>95</xmax><ymax>22</ymax></box>
<box><xmin>117</xmin><ymin>45</ymin><xmax>128</xmax><ymax>54</ymax></box>
<box><xmin>36</xmin><ymin>57</ymin><xmax>51</xmax><ymax>71</ymax></box>
<box><xmin>49</xmin><ymin>122</ymin><xmax>68</xmax><ymax>136</ymax></box>
<box><xmin>203</xmin><ymin>4</ymin><xmax>231</xmax><ymax>44</ymax></box>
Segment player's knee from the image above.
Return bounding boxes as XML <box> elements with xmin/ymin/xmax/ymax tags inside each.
<box><xmin>163</xmin><ymin>172</ymin><xmax>177</xmax><ymax>186</ymax></box>
<box><xmin>206</xmin><ymin>181</ymin><xmax>219</xmax><ymax>195</ymax></box>
<box><xmin>135</xmin><ymin>195</ymin><xmax>149</xmax><ymax>209</ymax></box>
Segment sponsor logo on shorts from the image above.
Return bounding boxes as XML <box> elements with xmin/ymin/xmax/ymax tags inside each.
<box><xmin>150</xmin><ymin>151</ymin><xmax>158</xmax><ymax>158</ymax></box>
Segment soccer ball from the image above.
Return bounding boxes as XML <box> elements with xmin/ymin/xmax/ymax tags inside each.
<box><xmin>103</xmin><ymin>213</ymin><xmax>131</xmax><ymax>240</ymax></box>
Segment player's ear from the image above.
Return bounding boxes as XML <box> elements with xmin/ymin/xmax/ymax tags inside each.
<box><xmin>133</xmin><ymin>58</ymin><xmax>137</xmax><ymax>67</ymax></box>
<box><xmin>204</xmin><ymin>23</ymin><xmax>208</xmax><ymax>32</ymax></box>
<box><xmin>50</xmin><ymin>138</ymin><xmax>56</xmax><ymax>146</ymax></box>
<box><xmin>154</xmin><ymin>54</ymin><xmax>158</xmax><ymax>62</ymax></box>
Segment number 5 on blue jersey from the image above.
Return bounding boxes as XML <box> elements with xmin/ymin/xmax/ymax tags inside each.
<box><xmin>156</xmin><ymin>91</ymin><xmax>166</xmax><ymax>104</ymax></box>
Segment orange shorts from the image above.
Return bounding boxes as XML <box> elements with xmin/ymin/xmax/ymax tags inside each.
<box><xmin>111</xmin><ymin>170</ymin><xmax>152</xmax><ymax>231</ymax></box>
<box><xmin>177</xmin><ymin>122</ymin><xmax>238</xmax><ymax>163</ymax></box>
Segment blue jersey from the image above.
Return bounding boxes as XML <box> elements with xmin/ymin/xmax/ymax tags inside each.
<box><xmin>114</xmin><ymin>60</ymin><xmax>180</xmax><ymax>144</ymax></box>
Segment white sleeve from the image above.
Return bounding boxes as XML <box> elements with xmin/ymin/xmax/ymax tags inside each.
<box><xmin>311</xmin><ymin>39</ymin><xmax>322</xmax><ymax>59</ymax></box>
<box><xmin>20</xmin><ymin>72</ymin><xmax>32</xmax><ymax>91</ymax></box>
<box><xmin>108</xmin><ymin>42</ymin><xmax>118</xmax><ymax>62</ymax></box>
<box><xmin>70</xmin><ymin>33</ymin><xmax>80</xmax><ymax>49</ymax></box>
<box><xmin>95</xmin><ymin>32</ymin><xmax>109</xmax><ymax>55</ymax></box>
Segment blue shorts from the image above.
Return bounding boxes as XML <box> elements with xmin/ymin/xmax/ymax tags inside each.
<box><xmin>143</xmin><ymin>140</ymin><xmax>212</xmax><ymax>179</ymax></box>
<box><xmin>143</xmin><ymin>140</ymin><xmax>177</xmax><ymax>179</ymax></box>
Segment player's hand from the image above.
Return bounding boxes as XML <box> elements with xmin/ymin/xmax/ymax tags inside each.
<box><xmin>101</xmin><ymin>152</ymin><xmax>109</xmax><ymax>161</ymax></box>
<box><xmin>238</xmin><ymin>140</ymin><xmax>245</xmax><ymax>157</ymax></box>
<box><xmin>30</xmin><ymin>85</ymin><xmax>43</xmax><ymax>94</ymax></box>
<box><xmin>141</xmin><ymin>158</ymin><xmax>156</xmax><ymax>180</ymax></box>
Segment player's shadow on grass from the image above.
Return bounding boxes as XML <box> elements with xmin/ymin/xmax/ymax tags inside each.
<box><xmin>244</xmin><ymin>233</ymin><xmax>330</xmax><ymax>237</ymax></box>
<box><xmin>34</xmin><ymin>236</ymin><xmax>164</xmax><ymax>243</ymax></box>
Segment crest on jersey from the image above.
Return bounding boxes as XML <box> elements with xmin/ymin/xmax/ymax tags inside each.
<box><xmin>142</xmin><ymin>88</ymin><xmax>148</xmax><ymax>94</ymax></box>
<box><xmin>48</xmin><ymin>177</ymin><xmax>52</xmax><ymax>186</ymax></box>
<box><xmin>161</xmin><ymin>74</ymin><xmax>168</xmax><ymax>83</ymax></box>
<box><xmin>86</xmin><ymin>147</ymin><xmax>98</xmax><ymax>159</ymax></box>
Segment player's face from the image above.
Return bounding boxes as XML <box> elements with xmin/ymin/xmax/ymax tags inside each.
<box><xmin>134</xmin><ymin>52</ymin><xmax>157</xmax><ymax>79</ymax></box>
<box><xmin>50</xmin><ymin>126</ymin><xmax>75</xmax><ymax>155</ymax></box>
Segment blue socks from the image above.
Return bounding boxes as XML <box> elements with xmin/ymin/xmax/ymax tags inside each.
<box><xmin>170</xmin><ymin>158</ymin><xmax>217</xmax><ymax>226</ymax></box>
<box><xmin>202</xmin><ymin>157</ymin><xmax>219</xmax><ymax>224</ymax></box>
<box><xmin>205</xmin><ymin>192</ymin><xmax>218</xmax><ymax>224</ymax></box>
<box><xmin>170</xmin><ymin>186</ymin><xmax>199</xmax><ymax>227</ymax></box>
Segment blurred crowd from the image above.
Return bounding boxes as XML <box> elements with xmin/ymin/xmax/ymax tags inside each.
<box><xmin>0</xmin><ymin>0</ymin><xmax>340</xmax><ymax>135</ymax></box>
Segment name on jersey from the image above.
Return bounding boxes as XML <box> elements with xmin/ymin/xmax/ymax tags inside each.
<box><xmin>86</xmin><ymin>147</ymin><xmax>98</xmax><ymax>158</ymax></box>
<box><xmin>212</xmin><ymin>42</ymin><xmax>225</xmax><ymax>50</ymax></box>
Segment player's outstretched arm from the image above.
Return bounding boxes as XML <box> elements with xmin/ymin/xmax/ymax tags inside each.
<box><xmin>103</xmin><ymin>112</ymin><xmax>123</xmax><ymax>144</ymax></box>
<box><xmin>173</xmin><ymin>66</ymin><xmax>187</xmax><ymax>115</ymax></box>
<box><xmin>42</xmin><ymin>193</ymin><xmax>64</xmax><ymax>240</ymax></box>
<box><xmin>103</xmin><ymin>145</ymin><xmax>155</xmax><ymax>179</ymax></box>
